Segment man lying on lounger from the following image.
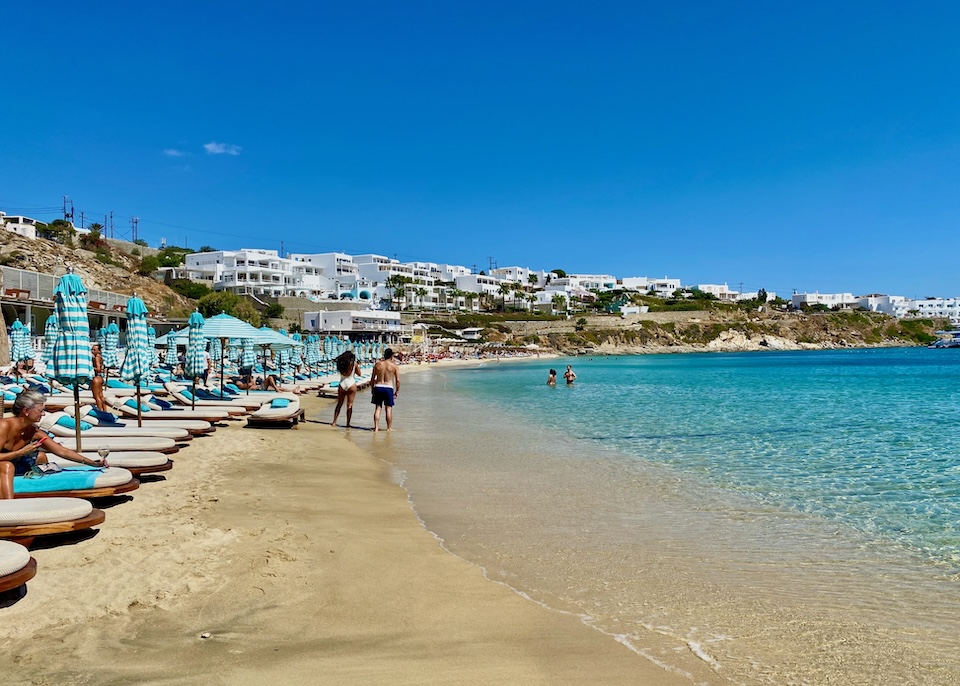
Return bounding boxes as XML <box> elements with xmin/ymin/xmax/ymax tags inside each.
<box><xmin>0</xmin><ymin>389</ymin><xmax>105</xmax><ymax>498</ymax></box>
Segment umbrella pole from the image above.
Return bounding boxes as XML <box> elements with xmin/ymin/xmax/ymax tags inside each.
<box><xmin>136</xmin><ymin>385</ymin><xmax>143</xmax><ymax>428</ymax></box>
<box><xmin>191</xmin><ymin>377</ymin><xmax>197</xmax><ymax>410</ymax></box>
<box><xmin>74</xmin><ymin>385</ymin><xmax>82</xmax><ymax>453</ymax></box>
<box><xmin>220</xmin><ymin>337</ymin><xmax>226</xmax><ymax>399</ymax></box>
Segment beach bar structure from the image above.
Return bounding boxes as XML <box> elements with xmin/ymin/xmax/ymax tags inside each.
<box><xmin>302</xmin><ymin>309</ymin><xmax>411</xmax><ymax>343</ymax></box>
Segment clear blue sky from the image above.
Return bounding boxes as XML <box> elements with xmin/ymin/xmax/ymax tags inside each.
<box><xmin>2</xmin><ymin>2</ymin><xmax>959</xmax><ymax>298</ymax></box>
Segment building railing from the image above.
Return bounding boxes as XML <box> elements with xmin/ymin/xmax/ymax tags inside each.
<box><xmin>1</xmin><ymin>266</ymin><xmax>129</xmax><ymax>309</ymax></box>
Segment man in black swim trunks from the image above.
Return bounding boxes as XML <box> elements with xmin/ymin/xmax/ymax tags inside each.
<box><xmin>371</xmin><ymin>348</ymin><xmax>400</xmax><ymax>432</ymax></box>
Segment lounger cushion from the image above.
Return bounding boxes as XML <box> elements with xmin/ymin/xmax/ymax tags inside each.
<box><xmin>124</xmin><ymin>399</ymin><xmax>151</xmax><ymax>412</ymax></box>
<box><xmin>0</xmin><ymin>541</ymin><xmax>31</xmax><ymax>577</ymax></box>
<box><xmin>56</xmin><ymin>416</ymin><xmax>94</xmax><ymax>431</ymax></box>
<box><xmin>271</xmin><ymin>398</ymin><xmax>291</xmax><ymax>408</ymax></box>
<box><xmin>14</xmin><ymin>466</ymin><xmax>133</xmax><ymax>494</ymax></box>
<box><xmin>0</xmin><ymin>497</ymin><xmax>93</xmax><ymax>525</ymax></box>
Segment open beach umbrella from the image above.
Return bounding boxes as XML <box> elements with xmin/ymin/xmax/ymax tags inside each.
<box><xmin>41</xmin><ymin>315</ymin><xmax>59</xmax><ymax>369</ymax></box>
<box><xmin>119</xmin><ymin>296</ymin><xmax>153</xmax><ymax>427</ymax></box>
<box><xmin>103</xmin><ymin>322</ymin><xmax>120</xmax><ymax>372</ymax></box>
<box><xmin>195</xmin><ymin>313</ymin><xmax>263</xmax><ymax>395</ymax></box>
<box><xmin>184</xmin><ymin>311</ymin><xmax>206</xmax><ymax>409</ymax></box>
<box><xmin>49</xmin><ymin>270</ymin><xmax>94</xmax><ymax>451</ymax></box>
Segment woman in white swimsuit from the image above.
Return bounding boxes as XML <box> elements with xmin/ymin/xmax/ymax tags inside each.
<box><xmin>332</xmin><ymin>350</ymin><xmax>362</xmax><ymax>428</ymax></box>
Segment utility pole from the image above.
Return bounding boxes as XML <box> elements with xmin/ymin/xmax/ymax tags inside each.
<box><xmin>109</xmin><ymin>211</ymin><xmax>114</xmax><ymax>238</ymax></box>
<box><xmin>488</xmin><ymin>256</ymin><xmax>497</xmax><ymax>272</ymax></box>
<box><xmin>62</xmin><ymin>196</ymin><xmax>74</xmax><ymax>224</ymax></box>
<box><xmin>79</xmin><ymin>211</ymin><xmax>85</xmax><ymax>229</ymax></box>
<box><xmin>280</xmin><ymin>240</ymin><xmax>284</xmax><ymax>258</ymax></box>
<box><xmin>130</xmin><ymin>216</ymin><xmax>139</xmax><ymax>243</ymax></box>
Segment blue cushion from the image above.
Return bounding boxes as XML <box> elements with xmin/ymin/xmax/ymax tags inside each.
<box><xmin>180</xmin><ymin>389</ymin><xmax>195</xmax><ymax>401</ymax></box>
<box><xmin>3</xmin><ymin>391</ymin><xmax>17</xmax><ymax>402</ymax></box>
<box><xmin>107</xmin><ymin>379</ymin><xmax>133</xmax><ymax>389</ymax></box>
<box><xmin>124</xmin><ymin>398</ymin><xmax>151</xmax><ymax>412</ymax></box>
<box><xmin>91</xmin><ymin>409</ymin><xmax>120</xmax><ymax>424</ymax></box>
<box><xmin>55</xmin><ymin>416</ymin><xmax>93</xmax><ymax>431</ymax></box>
<box><xmin>270</xmin><ymin>398</ymin><xmax>290</xmax><ymax>408</ymax></box>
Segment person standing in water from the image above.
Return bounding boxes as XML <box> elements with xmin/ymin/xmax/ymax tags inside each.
<box><xmin>563</xmin><ymin>365</ymin><xmax>577</xmax><ymax>384</ymax></box>
<box><xmin>547</xmin><ymin>369</ymin><xmax>557</xmax><ymax>385</ymax></box>
<box><xmin>332</xmin><ymin>350</ymin><xmax>362</xmax><ymax>428</ymax></box>
<box><xmin>371</xmin><ymin>348</ymin><xmax>400</xmax><ymax>432</ymax></box>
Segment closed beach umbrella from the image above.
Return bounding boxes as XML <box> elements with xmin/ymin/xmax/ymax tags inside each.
<box><xmin>41</xmin><ymin>316</ymin><xmax>59</xmax><ymax>369</ymax></box>
<box><xmin>147</xmin><ymin>327</ymin><xmax>158</xmax><ymax>369</ymax></box>
<box><xmin>49</xmin><ymin>270</ymin><xmax>94</xmax><ymax>451</ymax></box>
<box><xmin>208</xmin><ymin>337</ymin><xmax>222</xmax><ymax>372</ymax></box>
<box><xmin>119</xmin><ymin>296</ymin><xmax>152</xmax><ymax>427</ymax></box>
<box><xmin>165</xmin><ymin>335</ymin><xmax>178</xmax><ymax>366</ymax></box>
<box><xmin>184</xmin><ymin>311</ymin><xmax>206</xmax><ymax>409</ymax></box>
<box><xmin>240</xmin><ymin>338</ymin><xmax>256</xmax><ymax>370</ymax></box>
<box><xmin>290</xmin><ymin>332</ymin><xmax>303</xmax><ymax>371</ymax></box>
<box><xmin>103</xmin><ymin>322</ymin><xmax>120</xmax><ymax>370</ymax></box>
<box><xmin>9</xmin><ymin>320</ymin><xmax>30</xmax><ymax>368</ymax></box>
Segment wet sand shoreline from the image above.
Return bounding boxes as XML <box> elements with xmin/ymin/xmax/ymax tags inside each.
<box><xmin>1</xmin><ymin>383</ymin><xmax>685</xmax><ymax>685</ymax></box>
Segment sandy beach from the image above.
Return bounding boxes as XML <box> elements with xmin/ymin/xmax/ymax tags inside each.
<box><xmin>0</xmin><ymin>381</ymin><xmax>686</xmax><ymax>685</ymax></box>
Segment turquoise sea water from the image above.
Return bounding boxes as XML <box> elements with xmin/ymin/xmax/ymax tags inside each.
<box><xmin>354</xmin><ymin>348</ymin><xmax>960</xmax><ymax>685</ymax></box>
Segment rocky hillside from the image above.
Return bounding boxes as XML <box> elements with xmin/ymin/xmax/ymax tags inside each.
<box><xmin>0</xmin><ymin>231</ymin><xmax>193</xmax><ymax>315</ymax></box>
<box><xmin>454</xmin><ymin>309</ymin><xmax>947</xmax><ymax>354</ymax></box>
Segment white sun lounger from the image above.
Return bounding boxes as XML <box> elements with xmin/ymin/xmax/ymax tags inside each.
<box><xmin>0</xmin><ymin>541</ymin><xmax>36</xmax><ymax>592</ymax></box>
<box><xmin>53</xmin><ymin>435</ymin><xmax>178</xmax><ymax>454</ymax></box>
<box><xmin>0</xmin><ymin>497</ymin><xmax>105</xmax><ymax>546</ymax></box>
<box><xmin>40</xmin><ymin>412</ymin><xmax>191</xmax><ymax>441</ymax></box>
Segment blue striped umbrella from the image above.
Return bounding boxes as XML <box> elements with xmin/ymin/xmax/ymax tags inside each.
<box><xmin>290</xmin><ymin>332</ymin><xmax>303</xmax><ymax>370</ymax></box>
<box><xmin>41</xmin><ymin>316</ymin><xmax>59</xmax><ymax>369</ymax></box>
<box><xmin>184</xmin><ymin>311</ymin><xmax>206</xmax><ymax>408</ymax></box>
<box><xmin>208</xmin><ymin>337</ymin><xmax>222</xmax><ymax>371</ymax></box>
<box><xmin>119</xmin><ymin>296</ymin><xmax>153</xmax><ymax>426</ymax></box>
<box><xmin>103</xmin><ymin>322</ymin><xmax>120</xmax><ymax>369</ymax></box>
<box><xmin>240</xmin><ymin>338</ymin><xmax>256</xmax><ymax>369</ymax></box>
<box><xmin>9</xmin><ymin>320</ymin><xmax>30</xmax><ymax>367</ymax></box>
<box><xmin>165</xmin><ymin>336</ymin><xmax>178</xmax><ymax>366</ymax></box>
<box><xmin>50</xmin><ymin>271</ymin><xmax>94</xmax><ymax>450</ymax></box>
<box><xmin>147</xmin><ymin>327</ymin><xmax>158</xmax><ymax>369</ymax></box>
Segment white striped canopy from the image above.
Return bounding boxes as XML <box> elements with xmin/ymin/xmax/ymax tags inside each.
<box><xmin>165</xmin><ymin>336</ymin><xmax>178</xmax><ymax>365</ymax></box>
<box><xmin>41</xmin><ymin>316</ymin><xmax>59</xmax><ymax>367</ymax></box>
<box><xmin>240</xmin><ymin>338</ymin><xmax>256</xmax><ymax>369</ymax></box>
<box><xmin>119</xmin><ymin>297</ymin><xmax>152</xmax><ymax>385</ymax></box>
<box><xmin>147</xmin><ymin>327</ymin><xmax>158</xmax><ymax>369</ymax></box>
<box><xmin>184</xmin><ymin>311</ymin><xmax>207</xmax><ymax>379</ymax></box>
<box><xmin>50</xmin><ymin>272</ymin><xmax>93</xmax><ymax>383</ymax></box>
<box><xmin>9</xmin><ymin>320</ymin><xmax>31</xmax><ymax>364</ymax></box>
<box><xmin>103</xmin><ymin>322</ymin><xmax>120</xmax><ymax>368</ymax></box>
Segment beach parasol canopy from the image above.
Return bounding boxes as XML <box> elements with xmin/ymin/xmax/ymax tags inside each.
<box><xmin>103</xmin><ymin>322</ymin><xmax>120</xmax><ymax>369</ymax></box>
<box><xmin>41</xmin><ymin>316</ymin><xmax>59</xmax><ymax>368</ymax></box>
<box><xmin>49</xmin><ymin>271</ymin><xmax>94</xmax><ymax>450</ymax></box>
<box><xmin>165</xmin><ymin>335</ymin><xmax>178</xmax><ymax>366</ymax></box>
<box><xmin>147</xmin><ymin>326</ymin><xmax>158</xmax><ymax>369</ymax></box>
<box><xmin>184</xmin><ymin>311</ymin><xmax>206</xmax><ymax>408</ymax></box>
<box><xmin>119</xmin><ymin>296</ymin><xmax>153</xmax><ymax>426</ymax></box>
<box><xmin>9</xmin><ymin>320</ymin><xmax>31</xmax><ymax>366</ymax></box>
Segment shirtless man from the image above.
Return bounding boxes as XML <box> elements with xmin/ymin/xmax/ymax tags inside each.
<box><xmin>371</xmin><ymin>348</ymin><xmax>400</xmax><ymax>432</ymax></box>
<box><xmin>0</xmin><ymin>389</ymin><xmax>104</xmax><ymax>499</ymax></box>
<box><xmin>563</xmin><ymin>365</ymin><xmax>577</xmax><ymax>384</ymax></box>
<box><xmin>91</xmin><ymin>343</ymin><xmax>108</xmax><ymax>412</ymax></box>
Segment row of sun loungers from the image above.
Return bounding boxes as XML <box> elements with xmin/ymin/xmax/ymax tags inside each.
<box><xmin>0</xmin><ymin>373</ymin><xmax>316</xmax><ymax>596</ymax></box>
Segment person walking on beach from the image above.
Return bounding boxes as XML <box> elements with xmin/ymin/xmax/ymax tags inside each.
<box><xmin>332</xmin><ymin>350</ymin><xmax>362</xmax><ymax>428</ymax></box>
<box><xmin>371</xmin><ymin>348</ymin><xmax>400</xmax><ymax>432</ymax></box>
<box><xmin>563</xmin><ymin>365</ymin><xmax>577</xmax><ymax>384</ymax></box>
<box><xmin>91</xmin><ymin>343</ymin><xmax>108</xmax><ymax>412</ymax></box>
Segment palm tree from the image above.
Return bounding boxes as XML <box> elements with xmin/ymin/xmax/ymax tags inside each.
<box><xmin>551</xmin><ymin>293</ymin><xmax>567</xmax><ymax>316</ymax></box>
<box><xmin>528</xmin><ymin>273</ymin><xmax>539</xmax><ymax>289</ymax></box>
<box><xmin>513</xmin><ymin>286</ymin><xmax>526</xmax><ymax>311</ymax></box>
<box><xmin>527</xmin><ymin>293</ymin><xmax>537</xmax><ymax>312</ymax></box>
<box><xmin>498</xmin><ymin>282</ymin><xmax>511</xmax><ymax>312</ymax></box>
<box><xmin>415</xmin><ymin>287</ymin><xmax>428</xmax><ymax>310</ymax></box>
